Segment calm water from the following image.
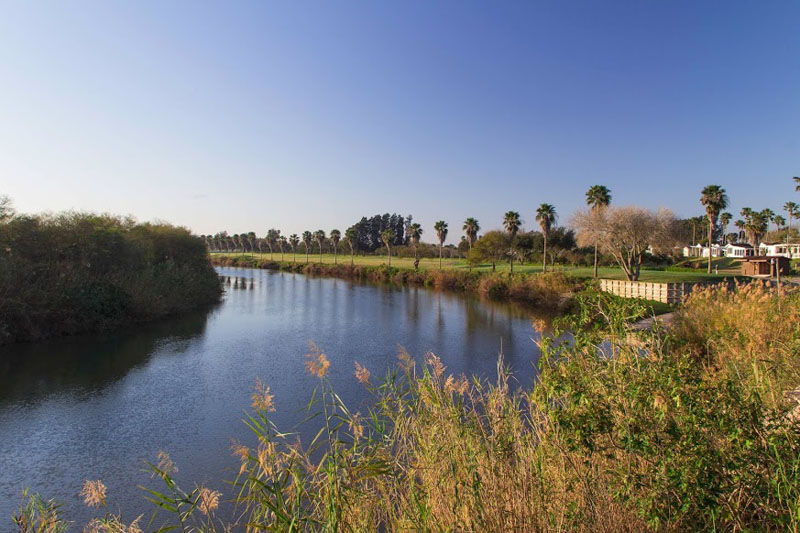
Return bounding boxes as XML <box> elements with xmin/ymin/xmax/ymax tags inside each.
<box><xmin>0</xmin><ymin>267</ymin><xmax>549</xmax><ymax>524</ymax></box>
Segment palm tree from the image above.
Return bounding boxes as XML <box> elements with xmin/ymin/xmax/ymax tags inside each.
<box><xmin>330</xmin><ymin>229</ymin><xmax>341</xmax><ymax>265</ymax></box>
<box><xmin>536</xmin><ymin>203</ymin><xmax>557</xmax><ymax>273</ymax></box>
<box><xmin>289</xmin><ymin>234</ymin><xmax>299</xmax><ymax>263</ymax></box>
<box><xmin>734</xmin><ymin>220</ymin><xmax>745</xmax><ymax>243</ymax></box>
<box><xmin>794</xmin><ymin>176</ymin><xmax>800</xmax><ymax>192</ymax></box>
<box><xmin>313</xmin><ymin>230</ymin><xmax>326</xmax><ymax>263</ymax></box>
<box><xmin>434</xmin><ymin>221</ymin><xmax>448</xmax><ymax>270</ymax></box>
<box><xmin>503</xmin><ymin>211</ymin><xmax>521</xmax><ymax>273</ymax></box>
<box><xmin>381</xmin><ymin>228</ymin><xmax>395</xmax><ymax>266</ymax></box>
<box><xmin>462</xmin><ymin>218</ymin><xmax>479</xmax><ymax>272</ymax></box>
<box><xmin>344</xmin><ymin>226</ymin><xmax>358</xmax><ymax>265</ymax></box>
<box><xmin>784</xmin><ymin>202</ymin><xmax>798</xmax><ymax>244</ymax></box>
<box><xmin>586</xmin><ymin>185</ymin><xmax>612</xmax><ymax>278</ymax></box>
<box><xmin>302</xmin><ymin>231</ymin><xmax>313</xmax><ymax>264</ymax></box>
<box><xmin>408</xmin><ymin>223</ymin><xmax>423</xmax><ymax>269</ymax></box>
<box><xmin>720</xmin><ymin>212</ymin><xmax>732</xmax><ymax>245</ymax></box>
<box><xmin>700</xmin><ymin>185</ymin><xmax>728</xmax><ymax>273</ymax></box>
<box><xmin>745</xmin><ymin>213</ymin><xmax>768</xmax><ymax>251</ymax></box>
<box><xmin>761</xmin><ymin>208</ymin><xmax>775</xmax><ymax>232</ymax></box>
<box><xmin>774</xmin><ymin>215</ymin><xmax>786</xmax><ymax>238</ymax></box>
<box><xmin>278</xmin><ymin>235</ymin><xmax>287</xmax><ymax>261</ymax></box>
<box><xmin>247</xmin><ymin>231</ymin><xmax>257</xmax><ymax>253</ymax></box>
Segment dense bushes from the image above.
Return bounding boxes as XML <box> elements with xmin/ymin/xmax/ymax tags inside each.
<box><xmin>212</xmin><ymin>254</ymin><xmax>582</xmax><ymax>309</ymax></box>
<box><xmin>0</xmin><ymin>211</ymin><xmax>221</xmax><ymax>344</ymax></box>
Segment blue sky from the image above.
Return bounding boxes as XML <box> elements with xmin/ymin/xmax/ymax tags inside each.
<box><xmin>1</xmin><ymin>1</ymin><xmax>798</xmax><ymax>242</ymax></box>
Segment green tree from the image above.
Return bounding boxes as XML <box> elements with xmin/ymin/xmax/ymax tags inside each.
<box><xmin>784</xmin><ymin>202</ymin><xmax>798</xmax><ymax>244</ymax></box>
<box><xmin>745</xmin><ymin>213</ymin><xmax>768</xmax><ymax>250</ymax></box>
<box><xmin>408</xmin><ymin>223</ymin><xmax>423</xmax><ymax>269</ymax></box>
<box><xmin>330</xmin><ymin>229</ymin><xmax>341</xmax><ymax>265</ymax></box>
<box><xmin>381</xmin><ymin>228</ymin><xmax>395</xmax><ymax>266</ymax></box>
<box><xmin>734</xmin><ymin>220</ymin><xmax>745</xmax><ymax>243</ymax></box>
<box><xmin>462</xmin><ymin>218</ymin><xmax>479</xmax><ymax>272</ymax></box>
<box><xmin>313</xmin><ymin>230</ymin><xmax>326</xmax><ymax>263</ymax></box>
<box><xmin>761</xmin><ymin>208</ymin><xmax>775</xmax><ymax>231</ymax></box>
<box><xmin>774</xmin><ymin>215</ymin><xmax>786</xmax><ymax>238</ymax></box>
<box><xmin>302</xmin><ymin>231</ymin><xmax>313</xmax><ymax>264</ymax></box>
<box><xmin>700</xmin><ymin>185</ymin><xmax>728</xmax><ymax>273</ymax></box>
<box><xmin>585</xmin><ymin>185</ymin><xmax>611</xmax><ymax>277</ymax></box>
<box><xmin>536</xmin><ymin>203</ymin><xmax>557</xmax><ymax>273</ymax></box>
<box><xmin>503</xmin><ymin>211</ymin><xmax>521</xmax><ymax>274</ymax></box>
<box><xmin>720</xmin><ymin>212</ymin><xmax>732</xmax><ymax>245</ymax></box>
<box><xmin>468</xmin><ymin>230</ymin><xmax>508</xmax><ymax>272</ymax></box>
<box><xmin>289</xmin><ymin>234</ymin><xmax>299</xmax><ymax>263</ymax></box>
<box><xmin>434</xmin><ymin>221</ymin><xmax>448</xmax><ymax>270</ymax></box>
<box><xmin>278</xmin><ymin>235</ymin><xmax>287</xmax><ymax>261</ymax></box>
<box><xmin>794</xmin><ymin>176</ymin><xmax>800</xmax><ymax>192</ymax></box>
<box><xmin>344</xmin><ymin>226</ymin><xmax>358</xmax><ymax>265</ymax></box>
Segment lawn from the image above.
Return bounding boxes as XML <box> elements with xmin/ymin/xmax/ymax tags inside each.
<box><xmin>212</xmin><ymin>252</ymin><xmax>742</xmax><ymax>283</ymax></box>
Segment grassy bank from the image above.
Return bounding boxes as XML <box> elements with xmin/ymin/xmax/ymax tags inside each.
<box><xmin>213</xmin><ymin>251</ymin><xmax>741</xmax><ymax>282</ymax></box>
<box><xmin>212</xmin><ymin>253</ymin><xmax>583</xmax><ymax>310</ymax></box>
<box><xmin>17</xmin><ymin>285</ymin><xmax>800</xmax><ymax>531</ymax></box>
<box><xmin>0</xmin><ymin>212</ymin><xmax>222</xmax><ymax>344</ymax></box>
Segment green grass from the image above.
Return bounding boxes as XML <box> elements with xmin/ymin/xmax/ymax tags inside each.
<box><xmin>212</xmin><ymin>252</ymin><xmax>740</xmax><ymax>283</ymax></box>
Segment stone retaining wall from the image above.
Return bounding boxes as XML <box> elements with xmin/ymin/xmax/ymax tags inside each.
<box><xmin>599</xmin><ymin>279</ymin><xmax>698</xmax><ymax>304</ymax></box>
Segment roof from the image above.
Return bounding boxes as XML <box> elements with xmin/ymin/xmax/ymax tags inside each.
<box><xmin>742</xmin><ymin>256</ymin><xmax>789</xmax><ymax>262</ymax></box>
<box><xmin>726</xmin><ymin>243</ymin><xmax>753</xmax><ymax>248</ymax></box>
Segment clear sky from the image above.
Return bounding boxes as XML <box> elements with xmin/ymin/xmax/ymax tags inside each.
<box><xmin>1</xmin><ymin>1</ymin><xmax>798</xmax><ymax>243</ymax></box>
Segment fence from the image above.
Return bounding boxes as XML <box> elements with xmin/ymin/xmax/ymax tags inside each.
<box><xmin>599</xmin><ymin>279</ymin><xmax>698</xmax><ymax>304</ymax></box>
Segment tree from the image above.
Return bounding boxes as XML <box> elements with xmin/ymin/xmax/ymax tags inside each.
<box><xmin>700</xmin><ymin>185</ymin><xmax>728</xmax><ymax>273</ymax></box>
<box><xmin>278</xmin><ymin>235</ymin><xmax>287</xmax><ymax>261</ymax></box>
<box><xmin>574</xmin><ymin>206</ymin><xmax>679</xmax><ymax>281</ymax></box>
<box><xmin>330</xmin><ymin>229</ymin><xmax>341</xmax><ymax>265</ymax></box>
<box><xmin>0</xmin><ymin>195</ymin><xmax>14</xmax><ymax>222</ymax></box>
<box><xmin>468</xmin><ymin>231</ymin><xmax>509</xmax><ymax>272</ymax></box>
<box><xmin>381</xmin><ymin>228</ymin><xmax>395</xmax><ymax>266</ymax></box>
<box><xmin>720</xmin><ymin>212</ymin><xmax>732</xmax><ymax>245</ymax></box>
<box><xmin>289</xmin><ymin>234</ymin><xmax>299</xmax><ymax>263</ymax></box>
<box><xmin>343</xmin><ymin>226</ymin><xmax>358</xmax><ymax>265</ymax></box>
<box><xmin>794</xmin><ymin>176</ymin><xmax>800</xmax><ymax>192</ymax></box>
<box><xmin>247</xmin><ymin>231</ymin><xmax>257</xmax><ymax>253</ymax></box>
<box><xmin>585</xmin><ymin>185</ymin><xmax>612</xmax><ymax>278</ymax></box>
<box><xmin>503</xmin><ymin>211</ymin><xmax>521</xmax><ymax>273</ymax></box>
<box><xmin>774</xmin><ymin>215</ymin><xmax>786</xmax><ymax>238</ymax></box>
<box><xmin>744</xmin><ymin>213</ymin><xmax>768</xmax><ymax>251</ymax></box>
<box><xmin>302</xmin><ymin>231</ymin><xmax>313</xmax><ymax>264</ymax></box>
<box><xmin>761</xmin><ymin>208</ymin><xmax>775</xmax><ymax>231</ymax></box>
<box><xmin>734</xmin><ymin>220</ymin><xmax>745</xmax><ymax>243</ymax></box>
<box><xmin>536</xmin><ymin>203</ymin><xmax>557</xmax><ymax>273</ymax></box>
<box><xmin>784</xmin><ymin>202</ymin><xmax>798</xmax><ymax>244</ymax></box>
<box><xmin>408</xmin><ymin>223</ymin><xmax>423</xmax><ymax>269</ymax></box>
<box><xmin>434</xmin><ymin>221</ymin><xmax>448</xmax><ymax>270</ymax></box>
<box><xmin>462</xmin><ymin>218</ymin><xmax>479</xmax><ymax>272</ymax></box>
<box><xmin>313</xmin><ymin>230</ymin><xmax>326</xmax><ymax>262</ymax></box>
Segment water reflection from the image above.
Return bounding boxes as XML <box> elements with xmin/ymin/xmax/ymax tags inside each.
<box><xmin>0</xmin><ymin>267</ymin><xmax>552</xmax><ymax>524</ymax></box>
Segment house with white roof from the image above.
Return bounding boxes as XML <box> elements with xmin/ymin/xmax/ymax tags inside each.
<box><xmin>724</xmin><ymin>243</ymin><xmax>754</xmax><ymax>258</ymax></box>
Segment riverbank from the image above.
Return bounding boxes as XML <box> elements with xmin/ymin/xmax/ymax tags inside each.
<box><xmin>211</xmin><ymin>254</ymin><xmax>583</xmax><ymax>310</ymax></box>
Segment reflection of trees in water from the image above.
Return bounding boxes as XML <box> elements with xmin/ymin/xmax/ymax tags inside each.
<box><xmin>0</xmin><ymin>304</ymin><xmax>216</xmax><ymax>403</ymax></box>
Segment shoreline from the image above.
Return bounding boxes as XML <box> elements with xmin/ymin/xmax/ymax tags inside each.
<box><xmin>211</xmin><ymin>254</ymin><xmax>582</xmax><ymax>311</ymax></box>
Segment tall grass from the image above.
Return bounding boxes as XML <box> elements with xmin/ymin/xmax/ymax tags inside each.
<box><xmin>15</xmin><ymin>285</ymin><xmax>800</xmax><ymax>531</ymax></box>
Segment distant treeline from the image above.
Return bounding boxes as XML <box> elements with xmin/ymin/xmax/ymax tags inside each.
<box><xmin>0</xmin><ymin>199</ymin><xmax>221</xmax><ymax>344</ymax></box>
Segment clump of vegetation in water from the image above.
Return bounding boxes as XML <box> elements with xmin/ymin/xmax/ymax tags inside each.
<box><xmin>0</xmin><ymin>199</ymin><xmax>221</xmax><ymax>344</ymax></box>
<box><xmin>14</xmin><ymin>284</ymin><xmax>800</xmax><ymax>531</ymax></box>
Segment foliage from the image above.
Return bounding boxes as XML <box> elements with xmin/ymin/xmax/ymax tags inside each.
<box><xmin>0</xmin><ymin>210</ymin><xmax>221</xmax><ymax>344</ymax></box>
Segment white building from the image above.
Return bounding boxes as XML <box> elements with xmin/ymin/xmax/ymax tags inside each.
<box><xmin>759</xmin><ymin>242</ymin><xmax>800</xmax><ymax>259</ymax></box>
<box><xmin>723</xmin><ymin>243</ymin><xmax>754</xmax><ymax>258</ymax></box>
<box><xmin>682</xmin><ymin>244</ymin><xmax>725</xmax><ymax>258</ymax></box>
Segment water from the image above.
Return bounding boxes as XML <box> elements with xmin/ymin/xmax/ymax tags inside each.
<box><xmin>0</xmin><ymin>267</ymin><xmax>550</xmax><ymax>524</ymax></box>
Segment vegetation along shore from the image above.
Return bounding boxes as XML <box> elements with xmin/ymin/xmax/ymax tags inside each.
<box><xmin>0</xmin><ymin>198</ymin><xmax>221</xmax><ymax>345</ymax></box>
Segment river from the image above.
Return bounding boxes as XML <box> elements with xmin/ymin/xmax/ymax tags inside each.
<box><xmin>0</xmin><ymin>267</ymin><xmax>550</xmax><ymax>525</ymax></box>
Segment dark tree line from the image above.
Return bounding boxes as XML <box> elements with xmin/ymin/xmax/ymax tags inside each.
<box><xmin>348</xmin><ymin>213</ymin><xmax>410</xmax><ymax>252</ymax></box>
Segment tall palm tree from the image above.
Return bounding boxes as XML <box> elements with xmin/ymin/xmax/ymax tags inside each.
<box><xmin>503</xmin><ymin>211</ymin><xmax>521</xmax><ymax>274</ymax></box>
<box><xmin>536</xmin><ymin>203</ymin><xmax>557</xmax><ymax>273</ymax></box>
<box><xmin>247</xmin><ymin>232</ymin><xmax>257</xmax><ymax>253</ymax></box>
<box><xmin>774</xmin><ymin>215</ymin><xmax>786</xmax><ymax>239</ymax></box>
<box><xmin>761</xmin><ymin>208</ymin><xmax>775</xmax><ymax>232</ymax></box>
<box><xmin>278</xmin><ymin>235</ymin><xmax>287</xmax><ymax>261</ymax></box>
<box><xmin>381</xmin><ymin>228</ymin><xmax>395</xmax><ymax>266</ymax></box>
<box><xmin>700</xmin><ymin>185</ymin><xmax>728</xmax><ymax>273</ymax></box>
<box><xmin>302</xmin><ymin>231</ymin><xmax>313</xmax><ymax>264</ymax></box>
<box><xmin>586</xmin><ymin>185</ymin><xmax>611</xmax><ymax>277</ymax></box>
<box><xmin>408</xmin><ymin>223</ymin><xmax>423</xmax><ymax>269</ymax></box>
<box><xmin>720</xmin><ymin>212</ymin><xmax>732</xmax><ymax>245</ymax></box>
<box><xmin>734</xmin><ymin>219</ymin><xmax>745</xmax><ymax>243</ymax></box>
<box><xmin>784</xmin><ymin>202</ymin><xmax>798</xmax><ymax>244</ymax></box>
<box><xmin>330</xmin><ymin>229</ymin><xmax>341</xmax><ymax>265</ymax></box>
<box><xmin>289</xmin><ymin>234</ymin><xmax>299</xmax><ymax>263</ymax></box>
<box><xmin>343</xmin><ymin>227</ymin><xmax>358</xmax><ymax>265</ymax></box>
<box><xmin>313</xmin><ymin>230</ymin><xmax>326</xmax><ymax>263</ymax></box>
<box><xmin>745</xmin><ymin>213</ymin><xmax>768</xmax><ymax>251</ymax></box>
<box><xmin>462</xmin><ymin>218</ymin><xmax>479</xmax><ymax>272</ymax></box>
<box><xmin>794</xmin><ymin>176</ymin><xmax>800</xmax><ymax>192</ymax></box>
<box><xmin>434</xmin><ymin>221</ymin><xmax>448</xmax><ymax>270</ymax></box>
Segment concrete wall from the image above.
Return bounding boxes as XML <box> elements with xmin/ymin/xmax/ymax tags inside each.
<box><xmin>599</xmin><ymin>279</ymin><xmax>698</xmax><ymax>304</ymax></box>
